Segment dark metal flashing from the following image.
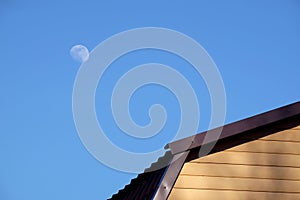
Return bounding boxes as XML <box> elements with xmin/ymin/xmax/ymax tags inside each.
<box><xmin>108</xmin><ymin>168</ymin><xmax>166</xmax><ymax>200</ymax></box>
<box><xmin>108</xmin><ymin>101</ymin><xmax>300</xmax><ymax>200</ymax></box>
<box><xmin>186</xmin><ymin>113</ymin><xmax>300</xmax><ymax>163</ymax></box>
<box><xmin>108</xmin><ymin>151</ymin><xmax>173</xmax><ymax>200</ymax></box>
<box><xmin>167</xmin><ymin>101</ymin><xmax>300</xmax><ymax>155</ymax></box>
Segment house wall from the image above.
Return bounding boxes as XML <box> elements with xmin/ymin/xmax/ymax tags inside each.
<box><xmin>168</xmin><ymin>125</ymin><xmax>300</xmax><ymax>200</ymax></box>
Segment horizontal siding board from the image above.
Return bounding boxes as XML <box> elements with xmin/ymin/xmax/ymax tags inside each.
<box><xmin>173</xmin><ymin>176</ymin><xmax>300</xmax><ymax>193</ymax></box>
<box><xmin>291</xmin><ymin>125</ymin><xmax>300</xmax><ymax>130</ymax></box>
<box><xmin>258</xmin><ymin>129</ymin><xmax>300</xmax><ymax>142</ymax></box>
<box><xmin>168</xmin><ymin>188</ymin><xmax>300</xmax><ymax>200</ymax></box>
<box><xmin>180</xmin><ymin>163</ymin><xmax>300</xmax><ymax>180</ymax></box>
<box><xmin>228</xmin><ymin>140</ymin><xmax>300</xmax><ymax>154</ymax></box>
<box><xmin>190</xmin><ymin>151</ymin><xmax>300</xmax><ymax>167</ymax></box>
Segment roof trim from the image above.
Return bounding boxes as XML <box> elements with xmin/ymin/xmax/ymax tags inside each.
<box><xmin>153</xmin><ymin>151</ymin><xmax>189</xmax><ymax>200</ymax></box>
<box><xmin>167</xmin><ymin>101</ymin><xmax>300</xmax><ymax>155</ymax></box>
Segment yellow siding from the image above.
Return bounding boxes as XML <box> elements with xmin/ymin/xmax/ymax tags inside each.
<box><xmin>169</xmin><ymin>125</ymin><xmax>300</xmax><ymax>200</ymax></box>
<box><xmin>170</xmin><ymin>189</ymin><xmax>300</xmax><ymax>200</ymax></box>
<box><xmin>227</xmin><ymin>140</ymin><xmax>300</xmax><ymax>154</ymax></box>
<box><xmin>292</xmin><ymin>125</ymin><xmax>300</xmax><ymax>130</ymax></box>
<box><xmin>259</xmin><ymin>129</ymin><xmax>300</xmax><ymax>142</ymax></box>
<box><xmin>190</xmin><ymin>151</ymin><xmax>300</xmax><ymax>167</ymax></box>
<box><xmin>174</xmin><ymin>176</ymin><xmax>300</xmax><ymax>192</ymax></box>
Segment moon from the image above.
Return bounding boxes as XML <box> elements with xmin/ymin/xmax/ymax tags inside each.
<box><xmin>70</xmin><ymin>45</ymin><xmax>89</xmax><ymax>63</ymax></box>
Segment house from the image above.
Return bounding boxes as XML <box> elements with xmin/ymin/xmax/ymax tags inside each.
<box><xmin>108</xmin><ymin>101</ymin><xmax>300</xmax><ymax>200</ymax></box>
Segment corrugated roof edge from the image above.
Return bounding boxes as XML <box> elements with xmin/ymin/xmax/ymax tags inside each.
<box><xmin>108</xmin><ymin>151</ymin><xmax>173</xmax><ymax>200</ymax></box>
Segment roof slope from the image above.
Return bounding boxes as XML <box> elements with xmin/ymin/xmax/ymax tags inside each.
<box><xmin>108</xmin><ymin>101</ymin><xmax>300</xmax><ymax>200</ymax></box>
<box><xmin>108</xmin><ymin>151</ymin><xmax>173</xmax><ymax>200</ymax></box>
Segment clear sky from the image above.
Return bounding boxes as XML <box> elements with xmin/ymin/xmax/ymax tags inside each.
<box><xmin>1</xmin><ymin>0</ymin><xmax>300</xmax><ymax>199</ymax></box>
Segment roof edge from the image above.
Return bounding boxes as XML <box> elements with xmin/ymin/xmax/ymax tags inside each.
<box><xmin>167</xmin><ymin>101</ymin><xmax>300</xmax><ymax>155</ymax></box>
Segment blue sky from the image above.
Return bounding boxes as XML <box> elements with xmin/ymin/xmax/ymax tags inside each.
<box><xmin>1</xmin><ymin>0</ymin><xmax>300</xmax><ymax>199</ymax></box>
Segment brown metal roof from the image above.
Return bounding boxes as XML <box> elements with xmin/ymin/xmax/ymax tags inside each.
<box><xmin>108</xmin><ymin>151</ymin><xmax>173</xmax><ymax>200</ymax></box>
<box><xmin>109</xmin><ymin>101</ymin><xmax>300</xmax><ymax>200</ymax></box>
